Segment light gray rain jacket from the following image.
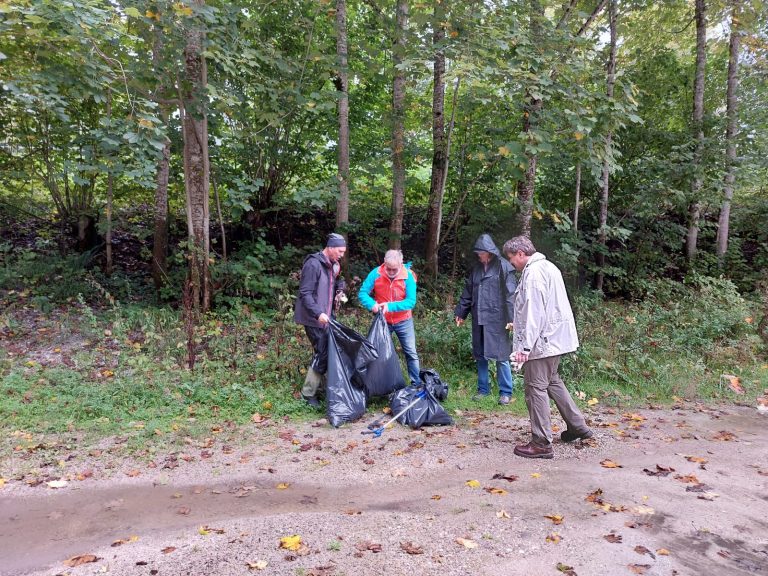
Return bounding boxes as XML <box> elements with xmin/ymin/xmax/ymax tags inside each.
<box><xmin>512</xmin><ymin>252</ymin><xmax>579</xmax><ymax>359</ymax></box>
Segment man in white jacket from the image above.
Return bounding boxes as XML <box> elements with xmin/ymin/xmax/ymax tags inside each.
<box><xmin>503</xmin><ymin>236</ymin><xmax>593</xmax><ymax>459</ymax></box>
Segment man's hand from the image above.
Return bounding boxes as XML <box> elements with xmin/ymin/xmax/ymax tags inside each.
<box><xmin>512</xmin><ymin>351</ymin><xmax>528</xmax><ymax>364</ymax></box>
<box><xmin>318</xmin><ymin>313</ymin><xmax>330</xmax><ymax>326</ymax></box>
<box><xmin>505</xmin><ymin>322</ymin><xmax>514</xmax><ymax>331</ymax></box>
<box><xmin>372</xmin><ymin>303</ymin><xmax>388</xmax><ymax>314</ymax></box>
<box><xmin>454</xmin><ymin>316</ymin><xmax>464</xmax><ymax>327</ymax></box>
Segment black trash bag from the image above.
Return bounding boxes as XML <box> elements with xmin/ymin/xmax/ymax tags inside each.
<box><xmin>390</xmin><ymin>385</ymin><xmax>453</xmax><ymax>429</ymax></box>
<box><xmin>326</xmin><ymin>319</ymin><xmax>378</xmax><ymax>428</ymax></box>
<box><xmin>419</xmin><ymin>368</ymin><xmax>448</xmax><ymax>401</ymax></box>
<box><xmin>362</xmin><ymin>311</ymin><xmax>406</xmax><ymax>397</ymax></box>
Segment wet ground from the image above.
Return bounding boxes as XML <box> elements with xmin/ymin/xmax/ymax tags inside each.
<box><xmin>1</xmin><ymin>405</ymin><xmax>767</xmax><ymax>576</ymax></box>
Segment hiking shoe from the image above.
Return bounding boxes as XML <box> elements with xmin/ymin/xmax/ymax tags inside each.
<box><xmin>302</xmin><ymin>394</ymin><xmax>321</xmax><ymax>408</ymax></box>
<box><xmin>471</xmin><ymin>392</ymin><xmax>489</xmax><ymax>401</ymax></box>
<box><xmin>513</xmin><ymin>442</ymin><xmax>554</xmax><ymax>459</ymax></box>
<box><xmin>499</xmin><ymin>395</ymin><xmax>511</xmax><ymax>405</ymax></box>
<box><xmin>560</xmin><ymin>428</ymin><xmax>594</xmax><ymax>442</ymax></box>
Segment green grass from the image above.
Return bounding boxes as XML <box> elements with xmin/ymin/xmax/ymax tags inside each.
<box><xmin>1</xmin><ymin>272</ymin><xmax>766</xmax><ymax>463</ymax></box>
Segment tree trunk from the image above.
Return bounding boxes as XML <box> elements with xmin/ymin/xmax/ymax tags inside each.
<box><xmin>152</xmin><ymin>132</ymin><xmax>171</xmax><ymax>291</ymax></box>
<box><xmin>515</xmin><ymin>0</ymin><xmax>607</xmax><ymax>237</ymax></box>
<box><xmin>389</xmin><ymin>0</ymin><xmax>408</xmax><ymax>250</ymax></box>
<box><xmin>716</xmin><ymin>0</ymin><xmax>741</xmax><ymax>264</ymax></box>
<box><xmin>335</xmin><ymin>0</ymin><xmax>350</xmax><ymax>229</ymax></box>
<box><xmin>685</xmin><ymin>0</ymin><xmax>707</xmax><ymax>261</ymax></box>
<box><xmin>105</xmin><ymin>90</ymin><xmax>113</xmax><ymax>277</ymax></box>
<box><xmin>181</xmin><ymin>0</ymin><xmax>211</xmax><ymax>311</ymax></box>
<box><xmin>595</xmin><ymin>0</ymin><xmax>617</xmax><ymax>293</ymax></box>
<box><xmin>573</xmin><ymin>161</ymin><xmax>581</xmax><ymax>234</ymax></box>
<box><xmin>424</xmin><ymin>1</ymin><xmax>446</xmax><ymax>278</ymax></box>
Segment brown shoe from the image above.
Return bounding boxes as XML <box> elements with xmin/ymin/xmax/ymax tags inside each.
<box><xmin>514</xmin><ymin>442</ymin><xmax>554</xmax><ymax>459</ymax></box>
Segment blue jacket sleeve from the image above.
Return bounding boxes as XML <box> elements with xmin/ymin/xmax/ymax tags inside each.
<box><xmin>358</xmin><ymin>268</ymin><xmax>379</xmax><ymax>311</ymax></box>
<box><xmin>386</xmin><ymin>270</ymin><xmax>417</xmax><ymax>312</ymax></box>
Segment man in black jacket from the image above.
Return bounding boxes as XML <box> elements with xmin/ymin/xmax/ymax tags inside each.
<box><xmin>294</xmin><ymin>233</ymin><xmax>347</xmax><ymax>407</ymax></box>
<box><xmin>454</xmin><ymin>233</ymin><xmax>517</xmax><ymax>404</ymax></box>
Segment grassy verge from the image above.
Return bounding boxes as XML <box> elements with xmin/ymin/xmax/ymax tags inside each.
<box><xmin>1</xmin><ymin>264</ymin><xmax>766</xmax><ymax>465</ymax></box>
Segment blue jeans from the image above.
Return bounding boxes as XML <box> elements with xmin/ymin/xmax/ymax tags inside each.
<box><xmin>477</xmin><ymin>357</ymin><xmax>514</xmax><ymax>396</ymax></box>
<box><xmin>389</xmin><ymin>318</ymin><xmax>421</xmax><ymax>386</ymax></box>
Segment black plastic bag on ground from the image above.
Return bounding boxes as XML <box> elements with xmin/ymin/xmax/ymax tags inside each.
<box><xmin>326</xmin><ymin>319</ymin><xmax>378</xmax><ymax>428</ymax></box>
<box><xmin>419</xmin><ymin>368</ymin><xmax>448</xmax><ymax>401</ymax></box>
<box><xmin>390</xmin><ymin>385</ymin><xmax>453</xmax><ymax>429</ymax></box>
<box><xmin>362</xmin><ymin>312</ymin><xmax>406</xmax><ymax>397</ymax></box>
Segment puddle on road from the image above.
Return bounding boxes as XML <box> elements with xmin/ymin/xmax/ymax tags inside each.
<box><xmin>0</xmin><ymin>476</ymin><xmax>433</xmax><ymax>575</ymax></box>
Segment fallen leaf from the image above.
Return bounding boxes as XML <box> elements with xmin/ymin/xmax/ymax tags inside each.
<box><xmin>674</xmin><ymin>474</ymin><xmax>700</xmax><ymax>484</ymax></box>
<box><xmin>546</xmin><ymin>533</ymin><xmax>561</xmax><ymax>543</ymax></box>
<box><xmin>125</xmin><ymin>469</ymin><xmax>141</xmax><ymax>477</ymax></box>
<box><xmin>280</xmin><ymin>535</ymin><xmax>302</xmax><ymax>551</ymax></box>
<box><xmin>631</xmin><ymin>505</ymin><xmax>655</xmax><ymax>515</ymax></box>
<box><xmin>697</xmin><ymin>492</ymin><xmax>719</xmax><ymax>501</ymax></box>
<box><xmin>622</xmin><ymin>413</ymin><xmax>647</xmax><ymax>422</ymax></box>
<box><xmin>342</xmin><ymin>508</ymin><xmax>362</xmax><ymax>515</ymax></box>
<box><xmin>484</xmin><ymin>487</ymin><xmax>508</xmax><ymax>495</ymax></box>
<box><xmin>177</xmin><ymin>506</ymin><xmax>191</xmax><ymax>515</ymax></box>
<box><xmin>276</xmin><ymin>482</ymin><xmax>290</xmax><ymax>490</ymax></box>
<box><xmin>603</xmin><ymin>533</ymin><xmax>622</xmax><ymax>543</ymax></box>
<box><xmin>161</xmin><ymin>546</ymin><xmax>176</xmax><ymax>554</ymax></box>
<box><xmin>496</xmin><ymin>509</ymin><xmax>511</xmax><ymax>519</ymax></box>
<box><xmin>111</xmin><ymin>536</ymin><xmax>139</xmax><ymax>547</ymax></box>
<box><xmin>656</xmin><ymin>548</ymin><xmax>670</xmax><ymax>556</ymax></box>
<box><xmin>246</xmin><ymin>560</ymin><xmax>268</xmax><ymax>570</ymax></box>
<box><xmin>712</xmin><ymin>430</ymin><xmax>737</xmax><ymax>441</ymax></box>
<box><xmin>587</xmin><ymin>398</ymin><xmax>599</xmax><ymax>406</ymax></box>
<box><xmin>455</xmin><ymin>537</ymin><xmax>478</xmax><ymax>549</ymax></box>
<box><xmin>628</xmin><ymin>564</ymin><xmax>651</xmax><ymax>574</ymax></box>
<box><xmin>491</xmin><ymin>473</ymin><xmax>519</xmax><ymax>482</ymax></box>
<box><xmin>431</xmin><ymin>494</ymin><xmax>442</xmax><ymax>500</ymax></box>
<box><xmin>400</xmin><ymin>541</ymin><xmax>424</xmax><ymax>555</ymax></box>
<box><xmin>63</xmin><ymin>554</ymin><xmax>100</xmax><ymax>567</ymax></box>
<box><xmin>642</xmin><ymin>465</ymin><xmax>674</xmax><ymax>477</ymax></box>
<box><xmin>556</xmin><ymin>562</ymin><xmax>577</xmax><ymax>575</ymax></box>
<box><xmin>634</xmin><ymin>545</ymin><xmax>654</xmax><ymax>557</ymax></box>
<box><xmin>684</xmin><ymin>455</ymin><xmax>708</xmax><ymax>464</ymax></box>
<box><xmin>46</xmin><ymin>480</ymin><xmax>68</xmax><ymax>489</ymax></box>
<box><xmin>721</xmin><ymin>375</ymin><xmax>745</xmax><ymax>394</ymax></box>
<box><xmin>531</xmin><ymin>473</ymin><xmax>541</xmax><ymax>478</ymax></box>
<box><xmin>356</xmin><ymin>541</ymin><xmax>382</xmax><ymax>553</ymax></box>
<box><xmin>600</xmin><ymin>459</ymin><xmax>622</xmax><ymax>468</ymax></box>
<box><xmin>465</xmin><ymin>479</ymin><xmax>481</xmax><ymax>488</ymax></box>
<box><xmin>545</xmin><ymin>514</ymin><xmax>564</xmax><ymax>525</ymax></box>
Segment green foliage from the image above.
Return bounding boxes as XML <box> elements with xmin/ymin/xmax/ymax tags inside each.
<box><xmin>568</xmin><ymin>276</ymin><xmax>763</xmax><ymax>403</ymax></box>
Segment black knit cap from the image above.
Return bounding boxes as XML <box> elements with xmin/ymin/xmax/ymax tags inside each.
<box><xmin>326</xmin><ymin>233</ymin><xmax>346</xmax><ymax>248</ymax></box>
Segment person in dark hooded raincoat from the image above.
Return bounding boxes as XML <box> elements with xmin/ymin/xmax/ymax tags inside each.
<box><xmin>454</xmin><ymin>233</ymin><xmax>517</xmax><ymax>404</ymax></box>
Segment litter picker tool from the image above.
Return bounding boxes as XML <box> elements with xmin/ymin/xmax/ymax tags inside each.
<box><xmin>362</xmin><ymin>386</ymin><xmax>428</xmax><ymax>438</ymax></box>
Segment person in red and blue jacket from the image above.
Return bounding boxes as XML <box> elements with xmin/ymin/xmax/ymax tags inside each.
<box><xmin>358</xmin><ymin>249</ymin><xmax>420</xmax><ymax>386</ymax></box>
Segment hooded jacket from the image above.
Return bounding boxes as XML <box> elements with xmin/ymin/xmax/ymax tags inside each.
<box><xmin>294</xmin><ymin>251</ymin><xmax>344</xmax><ymax>328</ymax></box>
<box><xmin>358</xmin><ymin>262</ymin><xmax>417</xmax><ymax>325</ymax></box>
<box><xmin>454</xmin><ymin>234</ymin><xmax>517</xmax><ymax>360</ymax></box>
<box><xmin>512</xmin><ymin>252</ymin><xmax>579</xmax><ymax>359</ymax></box>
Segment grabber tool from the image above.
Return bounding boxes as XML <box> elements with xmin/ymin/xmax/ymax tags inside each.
<box><xmin>362</xmin><ymin>387</ymin><xmax>428</xmax><ymax>438</ymax></box>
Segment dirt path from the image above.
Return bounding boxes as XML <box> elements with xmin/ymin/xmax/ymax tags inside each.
<box><xmin>1</xmin><ymin>405</ymin><xmax>767</xmax><ymax>576</ymax></box>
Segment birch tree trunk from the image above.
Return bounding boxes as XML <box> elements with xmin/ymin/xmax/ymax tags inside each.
<box><xmin>716</xmin><ymin>0</ymin><xmax>741</xmax><ymax>264</ymax></box>
<box><xmin>182</xmin><ymin>0</ymin><xmax>211</xmax><ymax>311</ymax></box>
<box><xmin>151</xmin><ymin>31</ymin><xmax>170</xmax><ymax>291</ymax></box>
<box><xmin>389</xmin><ymin>0</ymin><xmax>408</xmax><ymax>250</ymax></box>
<box><xmin>424</xmin><ymin>0</ymin><xmax>446</xmax><ymax>277</ymax></box>
<box><xmin>335</xmin><ymin>0</ymin><xmax>350</xmax><ymax>229</ymax></box>
<box><xmin>595</xmin><ymin>0</ymin><xmax>616</xmax><ymax>293</ymax></box>
<box><xmin>685</xmin><ymin>0</ymin><xmax>707</xmax><ymax>261</ymax></box>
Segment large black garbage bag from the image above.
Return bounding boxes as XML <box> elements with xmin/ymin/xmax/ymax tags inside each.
<box><xmin>362</xmin><ymin>312</ymin><xmax>406</xmax><ymax>397</ymax></box>
<box><xmin>326</xmin><ymin>319</ymin><xmax>378</xmax><ymax>428</ymax></box>
<box><xmin>419</xmin><ymin>368</ymin><xmax>448</xmax><ymax>401</ymax></box>
<box><xmin>390</xmin><ymin>385</ymin><xmax>453</xmax><ymax>429</ymax></box>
